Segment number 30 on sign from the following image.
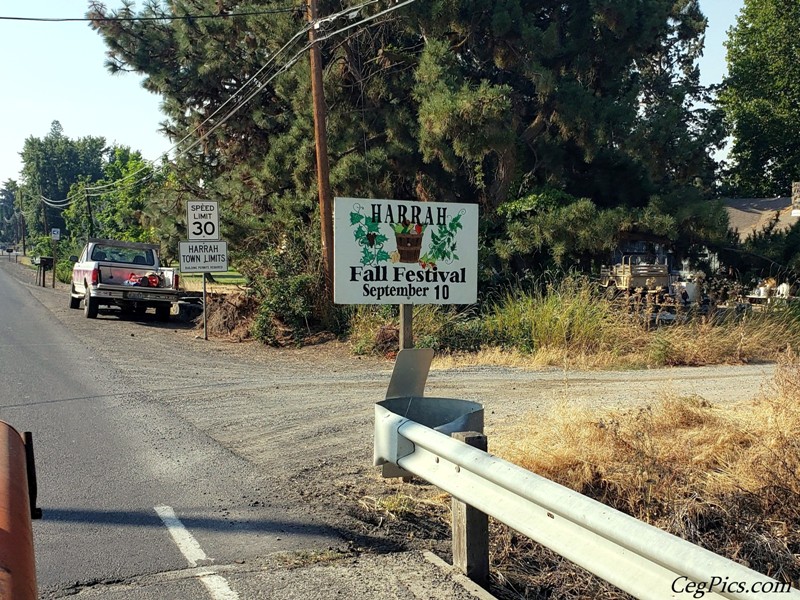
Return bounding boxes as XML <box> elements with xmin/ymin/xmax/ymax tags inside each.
<box><xmin>187</xmin><ymin>201</ymin><xmax>220</xmax><ymax>241</ymax></box>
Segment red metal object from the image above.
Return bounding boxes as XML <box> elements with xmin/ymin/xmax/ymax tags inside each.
<box><xmin>0</xmin><ymin>421</ymin><xmax>37</xmax><ymax>600</ymax></box>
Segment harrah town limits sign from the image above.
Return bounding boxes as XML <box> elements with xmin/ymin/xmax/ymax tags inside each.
<box><xmin>334</xmin><ymin>198</ymin><xmax>478</xmax><ymax>305</ymax></box>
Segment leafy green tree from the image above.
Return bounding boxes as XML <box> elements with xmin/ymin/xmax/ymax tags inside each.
<box><xmin>64</xmin><ymin>146</ymin><xmax>164</xmax><ymax>244</ymax></box>
<box><xmin>0</xmin><ymin>180</ymin><xmax>20</xmax><ymax>245</ymax></box>
<box><xmin>17</xmin><ymin>121</ymin><xmax>105</xmax><ymax>238</ymax></box>
<box><xmin>719</xmin><ymin>0</ymin><xmax>800</xmax><ymax>197</ymax></box>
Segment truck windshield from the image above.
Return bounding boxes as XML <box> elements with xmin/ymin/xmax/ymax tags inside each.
<box><xmin>91</xmin><ymin>245</ymin><xmax>155</xmax><ymax>266</ymax></box>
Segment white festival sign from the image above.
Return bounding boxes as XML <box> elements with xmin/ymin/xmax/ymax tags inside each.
<box><xmin>333</xmin><ymin>198</ymin><xmax>478</xmax><ymax>305</ymax></box>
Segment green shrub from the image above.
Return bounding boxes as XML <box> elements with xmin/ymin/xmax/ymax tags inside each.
<box><xmin>55</xmin><ymin>259</ymin><xmax>73</xmax><ymax>284</ymax></box>
<box><xmin>239</xmin><ymin>230</ymin><xmax>329</xmax><ymax>345</ymax></box>
<box><xmin>484</xmin><ymin>276</ymin><xmax>619</xmax><ymax>354</ymax></box>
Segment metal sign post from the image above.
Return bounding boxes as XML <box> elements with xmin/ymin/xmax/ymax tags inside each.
<box><xmin>203</xmin><ymin>273</ymin><xmax>208</xmax><ymax>341</ymax></box>
<box><xmin>400</xmin><ymin>304</ymin><xmax>413</xmax><ymax>349</ymax></box>
<box><xmin>179</xmin><ymin>241</ymin><xmax>229</xmax><ymax>341</ymax></box>
<box><xmin>50</xmin><ymin>229</ymin><xmax>60</xmax><ymax>289</ymax></box>
<box><xmin>182</xmin><ymin>201</ymin><xmax>226</xmax><ymax>341</ymax></box>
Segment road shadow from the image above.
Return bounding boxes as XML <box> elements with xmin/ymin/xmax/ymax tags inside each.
<box><xmin>90</xmin><ymin>307</ymin><xmax>199</xmax><ymax>331</ymax></box>
<box><xmin>38</xmin><ymin>506</ymin><xmax>405</xmax><ymax>553</ymax></box>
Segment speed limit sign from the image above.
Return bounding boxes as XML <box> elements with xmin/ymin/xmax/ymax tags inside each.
<box><xmin>187</xmin><ymin>201</ymin><xmax>220</xmax><ymax>241</ymax></box>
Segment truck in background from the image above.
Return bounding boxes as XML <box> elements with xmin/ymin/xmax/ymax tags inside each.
<box><xmin>599</xmin><ymin>238</ymin><xmax>678</xmax><ymax>297</ymax></box>
<box><xmin>69</xmin><ymin>239</ymin><xmax>180</xmax><ymax>320</ymax></box>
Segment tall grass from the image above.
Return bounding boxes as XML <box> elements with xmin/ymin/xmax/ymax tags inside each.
<box><xmin>491</xmin><ymin>349</ymin><xmax>800</xmax><ymax>592</ymax></box>
<box><xmin>346</xmin><ymin>276</ymin><xmax>800</xmax><ymax>367</ymax></box>
<box><xmin>645</xmin><ymin>304</ymin><xmax>800</xmax><ymax>366</ymax></box>
<box><xmin>484</xmin><ymin>277</ymin><xmax>633</xmax><ymax>357</ymax></box>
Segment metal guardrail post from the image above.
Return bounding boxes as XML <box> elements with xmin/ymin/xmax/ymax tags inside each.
<box><xmin>0</xmin><ymin>421</ymin><xmax>38</xmax><ymax>600</ymax></box>
<box><xmin>375</xmin><ymin>349</ymin><xmax>487</xmax><ymax>584</ymax></box>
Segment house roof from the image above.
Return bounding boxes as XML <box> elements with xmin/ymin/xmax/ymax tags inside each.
<box><xmin>723</xmin><ymin>197</ymin><xmax>796</xmax><ymax>240</ymax></box>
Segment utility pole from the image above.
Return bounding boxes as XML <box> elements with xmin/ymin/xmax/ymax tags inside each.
<box><xmin>40</xmin><ymin>196</ymin><xmax>48</xmax><ymax>239</ymax></box>
<box><xmin>20</xmin><ymin>213</ymin><xmax>26</xmax><ymax>255</ymax></box>
<box><xmin>307</xmin><ymin>0</ymin><xmax>334</xmax><ymax>295</ymax></box>
<box><xmin>86</xmin><ymin>192</ymin><xmax>95</xmax><ymax>238</ymax></box>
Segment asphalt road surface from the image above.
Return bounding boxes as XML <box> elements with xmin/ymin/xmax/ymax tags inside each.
<box><xmin>0</xmin><ymin>264</ymin><xmax>479</xmax><ymax>600</ymax></box>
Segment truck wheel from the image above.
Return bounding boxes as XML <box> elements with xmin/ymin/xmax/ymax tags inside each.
<box><xmin>84</xmin><ymin>290</ymin><xmax>99</xmax><ymax>319</ymax></box>
<box><xmin>155</xmin><ymin>304</ymin><xmax>171</xmax><ymax>322</ymax></box>
<box><xmin>69</xmin><ymin>285</ymin><xmax>81</xmax><ymax>309</ymax></box>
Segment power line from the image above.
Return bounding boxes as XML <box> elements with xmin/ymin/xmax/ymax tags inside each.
<box><xmin>181</xmin><ymin>0</ymin><xmax>416</xmax><ymax>157</ymax></box>
<box><xmin>84</xmin><ymin>0</ymin><xmax>382</xmax><ymax>196</ymax></box>
<box><xmin>40</xmin><ymin>0</ymin><xmax>414</xmax><ymax>204</ymax></box>
<box><xmin>83</xmin><ymin>17</ymin><xmax>318</xmax><ymax>196</ymax></box>
<box><xmin>41</xmin><ymin>193</ymin><xmax>83</xmax><ymax>209</ymax></box>
<box><xmin>0</xmin><ymin>7</ymin><xmax>305</xmax><ymax>23</ymax></box>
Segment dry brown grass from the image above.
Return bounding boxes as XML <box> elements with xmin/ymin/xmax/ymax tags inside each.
<box><xmin>432</xmin><ymin>347</ymin><xmax>571</xmax><ymax>370</ymax></box>
<box><xmin>491</xmin><ymin>348</ymin><xmax>800</xmax><ymax>594</ymax></box>
<box><xmin>644</xmin><ymin>311</ymin><xmax>800</xmax><ymax>366</ymax></box>
<box><xmin>180</xmin><ymin>279</ymin><xmax>243</xmax><ymax>294</ymax></box>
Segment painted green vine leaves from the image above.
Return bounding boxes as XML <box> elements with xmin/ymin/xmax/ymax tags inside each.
<box><xmin>349</xmin><ymin>207</ymin><xmax>463</xmax><ymax>269</ymax></box>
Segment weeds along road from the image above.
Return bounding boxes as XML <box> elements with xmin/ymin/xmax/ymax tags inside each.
<box><xmin>0</xmin><ymin>258</ymin><xmax>777</xmax><ymax>599</ymax></box>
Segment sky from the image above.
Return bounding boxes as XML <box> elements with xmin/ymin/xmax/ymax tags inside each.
<box><xmin>0</xmin><ymin>0</ymin><xmax>744</xmax><ymax>187</ymax></box>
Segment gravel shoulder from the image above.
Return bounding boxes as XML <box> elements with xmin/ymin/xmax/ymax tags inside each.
<box><xmin>1</xmin><ymin>258</ymin><xmax>778</xmax><ymax>598</ymax></box>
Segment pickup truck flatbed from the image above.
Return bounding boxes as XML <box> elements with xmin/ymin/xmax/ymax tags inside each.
<box><xmin>70</xmin><ymin>238</ymin><xmax>180</xmax><ymax>320</ymax></box>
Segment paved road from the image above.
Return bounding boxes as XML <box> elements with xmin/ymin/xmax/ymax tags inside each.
<box><xmin>3</xmin><ymin>267</ymin><xmax>318</xmax><ymax>595</ymax></box>
<box><xmin>0</xmin><ymin>266</ymin><xmax>481</xmax><ymax>599</ymax></box>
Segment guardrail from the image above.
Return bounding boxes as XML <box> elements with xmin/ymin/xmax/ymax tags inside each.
<box><xmin>374</xmin><ymin>350</ymin><xmax>800</xmax><ymax>600</ymax></box>
<box><xmin>0</xmin><ymin>421</ymin><xmax>40</xmax><ymax>600</ymax></box>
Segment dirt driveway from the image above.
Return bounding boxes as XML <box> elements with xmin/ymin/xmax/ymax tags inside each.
<box><xmin>2</xmin><ymin>259</ymin><xmax>778</xmax><ymax>596</ymax></box>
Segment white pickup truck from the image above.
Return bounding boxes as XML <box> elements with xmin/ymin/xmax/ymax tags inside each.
<box><xmin>69</xmin><ymin>238</ymin><xmax>180</xmax><ymax>320</ymax></box>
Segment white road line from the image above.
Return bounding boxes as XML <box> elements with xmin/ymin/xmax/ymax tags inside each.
<box><xmin>155</xmin><ymin>505</ymin><xmax>240</xmax><ymax>600</ymax></box>
<box><xmin>154</xmin><ymin>505</ymin><xmax>208</xmax><ymax>567</ymax></box>
<box><xmin>199</xmin><ymin>573</ymin><xmax>241</xmax><ymax>600</ymax></box>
